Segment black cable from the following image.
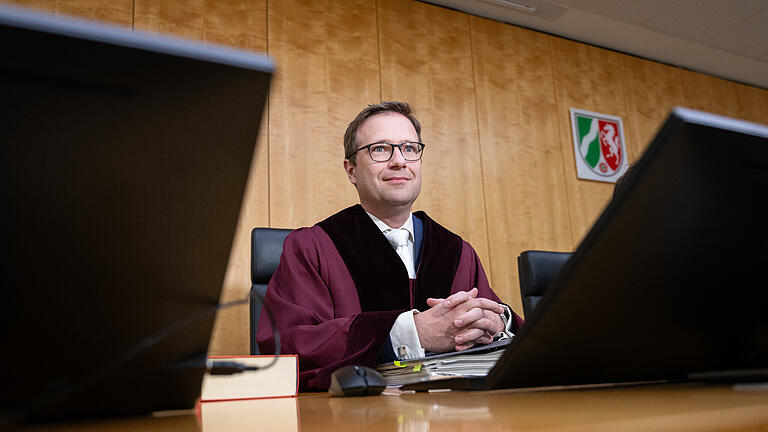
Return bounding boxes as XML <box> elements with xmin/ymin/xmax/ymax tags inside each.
<box><xmin>206</xmin><ymin>288</ymin><xmax>282</xmax><ymax>374</ymax></box>
<box><xmin>2</xmin><ymin>286</ymin><xmax>280</xmax><ymax>428</ymax></box>
<box><xmin>206</xmin><ymin>360</ymin><xmax>263</xmax><ymax>375</ymax></box>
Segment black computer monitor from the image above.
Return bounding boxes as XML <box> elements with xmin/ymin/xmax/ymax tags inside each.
<box><xmin>404</xmin><ymin>107</ymin><xmax>768</xmax><ymax>392</ymax></box>
<box><xmin>489</xmin><ymin>107</ymin><xmax>768</xmax><ymax>389</ymax></box>
<box><xmin>1</xmin><ymin>5</ymin><xmax>272</xmax><ymax>421</ymax></box>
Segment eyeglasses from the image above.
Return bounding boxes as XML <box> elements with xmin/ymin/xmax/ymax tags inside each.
<box><xmin>348</xmin><ymin>142</ymin><xmax>426</xmax><ymax>162</ymax></box>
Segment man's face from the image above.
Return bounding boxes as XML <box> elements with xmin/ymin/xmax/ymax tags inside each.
<box><xmin>344</xmin><ymin>112</ymin><xmax>422</xmax><ymax>213</ymax></box>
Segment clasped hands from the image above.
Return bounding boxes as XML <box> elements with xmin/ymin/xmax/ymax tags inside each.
<box><xmin>413</xmin><ymin>288</ymin><xmax>504</xmax><ymax>353</ymax></box>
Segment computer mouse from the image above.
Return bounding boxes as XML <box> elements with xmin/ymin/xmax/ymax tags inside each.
<box><xmin>328</xmin><ymin>365</ymin><xmax>386</xmax><ymax>397</ymax></box>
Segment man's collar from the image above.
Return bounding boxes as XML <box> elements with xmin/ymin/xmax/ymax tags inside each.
<box><xmin>365</xmin><ymin>210</ymin><xmax>414</xmax><ymax>240</ymax></box>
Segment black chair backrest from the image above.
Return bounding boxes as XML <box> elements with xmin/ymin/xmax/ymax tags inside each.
<box><xmin>250</xmin><ymin>227</ymin><xmax>292</xmax><ymax>354</ymax></box>
<box><xmin>517</xmin><ymin>250</ymin><xmax>572</xmax><ymax>317</ymax></box>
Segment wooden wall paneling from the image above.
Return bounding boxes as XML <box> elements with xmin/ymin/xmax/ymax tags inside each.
<box><xmin>0</xmin><ymin>0</ymin><xmax>54</xmax><ymax>12</ymax></box>
<box><xmin>135</xmin><ymin>0</ymin><xmax>269</xmax><ymax>355</ymax></box>
<box><xmin>213</xmin><ymin>111</ymin><xmax>270</xmax><ymax>356</ymax></box>
<box><xmin>135</xmin><ymin>0</ymin><xmax>267</xmax><ymax>50</ymax></box>
<box><xmin>377</xmin><ymin>0</ymin><xmax>492</xmax><ymax>280</ymax></box>
<box><xmin>693</xmin><ymin>75</ymin><xmax>768</xmax><ymax>124</ymax></box>
<box><xmin>551</xmin><ymin>39</ymin><xmax>629</xmax><ymax>246</ymax></box>
<box><xmin>620</xmin><ymin>55</ymin><xmax>687</xmax><ymax>164</ymax></box>
<box><xmin>677</xmin><ymin>69</ymin><xmax>768</xmax><ymax>125</ymax></box>
<box><xmin>734</xmin><ymin>83</ymin><xmax>768</xmax><ymax>125</ymax></box>
<box><xmin>679</xmin><ymin>69</ymin><xmax>716</xmax><ymax>113</ymax></box>
<box><xmin>135</xmin><ymin>1</ymin><xmax>202</xmax><ymax>39</ymax></box>
<box><xmin>1</xmin><ymin>0</ymin><xmax>132</xmax><ymax>25</ymax></box>
<box><xmin>470</xmin><ymin>17</ymin><xmax>572</xmax><ymax>314</ymax></box>
<box><xmin>47</xmin><ymin>0</ymin><xmax>132</xmax><ymax>25</ymax></box>
<box><xmin>268</xmin><ymin>0</ymin><xmax>380</xmax><ymax>229</ymax></box>
<box><xmin>705</xmin><ymin>77</ymin><xmax>742</xmax><ymax>119</ymax></box>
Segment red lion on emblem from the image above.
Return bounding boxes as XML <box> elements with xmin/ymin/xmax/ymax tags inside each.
<box><xmin>599</xmin><ymin>121</ymin><xmax>622</xmax><ymax>171</ymax></box>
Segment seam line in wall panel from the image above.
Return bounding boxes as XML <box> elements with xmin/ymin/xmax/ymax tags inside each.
<box><xmin>548</xmin><ymin>37</ymin><xmax>577</xmax><ymax>248</ymax></box>
<box><xmin>468</xmin><ymin>15</ymin><xmax>493</xmax><ymax>284</ymax></box>
<box><xmin>266</xmin><ymin>0</ymin><xmax>271</xmax><ymax>227</ymax></box>
<box><xmin>375</xmin><ymin>0</ymin><xmax>383</xmax><ymax>102</ymax></box>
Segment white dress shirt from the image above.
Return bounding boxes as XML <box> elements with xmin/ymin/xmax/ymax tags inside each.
<box><xmin>365</xmin><ymin>211</ymin><xmax>425</xmax><ymax>360</ymax></box>
<box><xmin>365</xmin><ymin>211</ymin><xmax>515</xmax><ymax>360</ymax></box>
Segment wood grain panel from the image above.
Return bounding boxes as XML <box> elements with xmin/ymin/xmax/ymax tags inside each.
<box><xmin>135</xmin><ymin>0</ymin><xmax>266</xmax><ymax>50</ymax></box>
<box><xmin>734</xmin><ymin>82</ymin><xmax>768</xmax><ymax>125</ymax></box>
<box><xmin>2</xmin><ymin>0</ymin><xmax>132</xmax><ymax>25</ymax></box>
<box><xmin>678</xmin><ymin>70</ymin><xmax>768</xmax><ymax>125</ymax></box>
<box><xmin>696</xmin><ymin>75</ymin><xmax>768</xmax><ymax>125</ymax></box>
<box><xmin>551</xmin><ymin>39</ymin><xmax>629</xmax><ymax>245</ymax></box>
<box><xmin>134</xmin><ymin>0</ymin><xmax>269</xmax><ymax>355</ymax></box>
<box><xmin>706</xmin><ymin>77</ymin><xmax>742</xmax><ymax>119</ymax></box>
<box><xmin>679</xmin><ymin>69</ymin><xmax>716</xmax><ymax>113</ymax></box>
<box><xmin>470</xmin><ymin>16</ymin><xmax>572</xmax><ymax>313</ymax></box>
<box><xmin>377</xmin><ymin>0</ymin><xmax>491</xmax><ymax>281</ymax></box>
<box><xmin>267</xmin><ymin>0</ymin><xmax>379</xmax><ymax>229</ymax></box>
<box><xmin>620</xmin><ymin>55</ymin><xmax>687</xmax><ymax>162</ymax></box>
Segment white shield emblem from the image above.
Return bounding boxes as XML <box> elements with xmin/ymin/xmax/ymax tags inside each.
<box><xmin>570</xmin><ymin>108</ymin><xmax>628</xmax><ymax>182</ymax></box>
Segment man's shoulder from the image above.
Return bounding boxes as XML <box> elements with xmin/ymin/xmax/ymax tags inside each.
<box><xmin>284</xmin><ymin>205</ymin><xmax>361</xmax><ymax>244</ymax></box>
<box><xmin>283</xmin><ymin>225</ymin><xmax>333</xmax><ymax>252</ymax></box>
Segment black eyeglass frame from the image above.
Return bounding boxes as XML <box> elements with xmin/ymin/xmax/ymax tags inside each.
<box><xmin>346</xmin><ymin>141</ymin><xmax>426</xmax><ymax>162</ymax></box>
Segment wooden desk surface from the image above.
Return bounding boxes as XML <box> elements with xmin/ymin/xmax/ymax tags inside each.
<box><xmin>18</xmin><ymin>382</ymin><xmax>768</xmax><ymax>431</ymax></box>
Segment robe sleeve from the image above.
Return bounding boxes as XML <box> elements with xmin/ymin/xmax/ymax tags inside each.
<box><xmin>451</xmin><ymin>241</ymin><xmax>525</xmax><ymax>332</ymax></box>
<box><xmin>256</xmin><ymin>227</ymin><xmax>404</xmax><ymax>391</ymax></box>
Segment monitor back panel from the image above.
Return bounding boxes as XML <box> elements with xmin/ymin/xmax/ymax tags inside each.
<box><xmin>1</xmin><ymin>6</ymin><xmax>272</xmax><ymax>419</ymax></box>
<box><xmin>489</xmin><ymin>109</ymin><xmax>768</xmax><ymax>389</ymax></box>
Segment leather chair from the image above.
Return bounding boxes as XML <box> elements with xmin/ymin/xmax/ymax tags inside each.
<box><xmin>517</xmin><ymin>250</ymin><xmax>572</xmax><ymax>317</ymax></box>
<box><xmin>250</xmin><ymin>227</ymin><xmax>292</xmax><ymax>354</ymax></box>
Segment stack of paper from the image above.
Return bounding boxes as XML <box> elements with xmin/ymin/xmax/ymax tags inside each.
<box><xmin>375</xmin><ymin>339</ymin><xmax>510</xmax><ymax>386</ymax></box>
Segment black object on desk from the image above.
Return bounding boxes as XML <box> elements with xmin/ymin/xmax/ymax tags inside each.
<box><xmin>404</xmin><ymin>107</ymin><xmax>768</xmax><ymax>392</ymax></box>
<box><xmin>329</xmin><ymin>365</ymin><xmax>386</xmax><ymax>397</ymax></box>
<box><xmin>1</xmin><ymin>4</ymin><xmax>272</xmax><ymax>422</ymax></box>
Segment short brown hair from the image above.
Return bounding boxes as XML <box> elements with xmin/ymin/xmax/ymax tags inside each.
<box><xmin>343</xmin><ymin>101</ymin><xmax>422</xmax><ymax>165</ymax></box>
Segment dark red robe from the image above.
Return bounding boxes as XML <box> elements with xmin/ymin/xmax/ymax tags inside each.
<box><xmin>256</xmin><ymin>204</ymin><xmax>523</xmax><ymax>390</ymax></box>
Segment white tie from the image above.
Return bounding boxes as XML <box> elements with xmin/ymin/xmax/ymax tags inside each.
<box><xmin>385</xmin><ymin>228</ymin><xmax>416</xmax><ymax>278</ymax></box>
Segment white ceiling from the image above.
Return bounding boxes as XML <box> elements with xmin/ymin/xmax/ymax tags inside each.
<box><xmin>422</xmin><ymin>0</ymin><xmax>768</xmax><ymax>89</ymax></box>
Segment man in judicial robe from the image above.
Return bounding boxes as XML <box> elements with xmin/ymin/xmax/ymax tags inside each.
<box><xmin>257</xmin><ymin>101</ymin><xmax>524</xmax><ymax>391</ymax></box>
